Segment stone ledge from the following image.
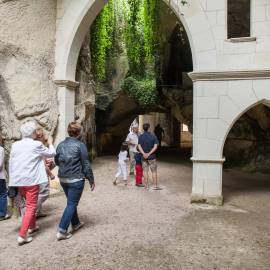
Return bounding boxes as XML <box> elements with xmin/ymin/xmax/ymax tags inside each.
<box><xmin>225</xmin><ymin>37</ymin><xmax>257</xmax><ymax>43</ymax></box>
<box><xmin>188</xmin><ymin>70</ymin><xmax>270</xmax><ymax>82</ymax></box>
<box><xmin>191</xmin><ymin>157</ymin><xmax>226</xmax><ymax>164</ymax></box>
<box><xmin>191</xmin><ymin>193</ymin><xmax>223</xmax><ymax>206</ymax></box>
<box><xmin>54</xmin><ymin>80</ymin><xmax>80</xmax><ymax>90</ymax></box>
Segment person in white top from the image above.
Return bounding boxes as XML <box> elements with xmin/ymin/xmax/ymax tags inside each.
<box><xmin>0</xmin><ymin>135</ymin><xmax>10</xmax><ymax>221</ymax></box>
<box><xmin>113</xmin><ymin>143</ymin><xmax>129</xmax><ymax>186</ymax></box>
<box><xmin>9</xmin><ymin>121</ymin><xmax>56</xmax><ymax>246</ymax></box>
<box><xmin>126</xmin><ymin>125</ymin><xmax>139</xmax><ymax>175</ymax></box>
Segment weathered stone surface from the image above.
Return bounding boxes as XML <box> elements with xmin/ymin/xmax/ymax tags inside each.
<box><xmin>96</xmin><ymin>92</ymin><xmax>143</xmax><ymax>153</ymax></box>
<box><xmin>224</xmin><ymin>104</ymin><xmax>270</xmax><ymax>172</ymax></box>
<box><xmin>0</xmin><ymin>0</ymin><xmax>57</xmax><ymax>144</ymax></box>
<box><xmin>75</xmin><ymin>33</ymin><xmax>96</xmax><ymax>155</ymax></box>
<box><xmin>163</xmin><ymin>87</ymin><xmax>193</xmax><ymax>131</ymax></box>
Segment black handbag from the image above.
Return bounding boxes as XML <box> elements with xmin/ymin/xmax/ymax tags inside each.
<box><xmin>7</xmin><ymin>186</ymin><xmax>18</xmax><ymax>198</ymax></box>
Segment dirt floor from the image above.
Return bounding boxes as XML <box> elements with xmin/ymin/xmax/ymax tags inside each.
<box><xmin>1</xmin><ymin>152</ymin><xmax>270</xmax><ymax>270</ymax></box>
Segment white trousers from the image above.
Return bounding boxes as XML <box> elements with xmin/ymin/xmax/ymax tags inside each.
<box><xmin>37</xmin><ymin>181</ymin><xmax>50</xmax><ymax>215</ymax></box>
<box><xmin>115</xmin><ymin>162</ymin><xmax>128</xmax><ymax>181</ymax></box>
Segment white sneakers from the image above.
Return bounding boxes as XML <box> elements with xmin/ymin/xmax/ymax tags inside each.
<box><xmin>28</xmin><ymin>226</ymin><xmax>40</xmax><ymax>235</ymax></box>
<box><xmin>17</xmin><ymin>226</ymin><xmax>39</xmax><ymax>246</ymax></box>
<box><xmin>56</xmin><ymin>232</ymin><xmax>72</xmax><ymax>241</ymax></box>
<box><xmin>57</xmin><ymin>222</ymin><xmax>85</xmax><ymax>240</ymax></box>
<box><xmin>71</xmin><ymin>222</ymin><xmax>85</xmax><ymax>233</ymax></box>
<box><xmin>17</xmin><ymin>224</ymin><xmax>84</xmax><ymax>244</ymax></box>
<box><xmin>17</xmin><ymin>236</ymin><xmax>33</xmax><ymax>246</ymax></box>
<box><xmin>0</xmin><ymin>213</ymin><xmax>11</xmax><ymax>221</ymax></box>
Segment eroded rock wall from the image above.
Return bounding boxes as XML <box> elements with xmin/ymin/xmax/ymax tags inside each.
<box><xmin>75</xmin><ymin>33</ymin><xmax>97</xmax><ymax>157</ymax></box>
<box><xmin>224</xmin><ymin>104</ymin><xmax>270</xmax><ymax>172</ymax></box>
<box><xmin>0</xmin><ymin>0</ymin><xmax>58</xmax><ymax>148</ymax></box>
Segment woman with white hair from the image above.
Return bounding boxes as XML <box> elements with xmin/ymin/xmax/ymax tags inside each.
<box><xmin>9</xmin><ymin>121</ymin><xmax>56</xmax><ymax>245</ymax></box>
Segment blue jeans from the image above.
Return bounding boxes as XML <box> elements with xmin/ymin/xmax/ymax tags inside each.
<box><xmin>58</xmin><ymin>180</ymin><xmax>85</xmax><ymax>233</ymax></box>
<box><xmin>0</xmin><ymin>179</ymin><xmax>7</xmax><ymax>217</ymax></box>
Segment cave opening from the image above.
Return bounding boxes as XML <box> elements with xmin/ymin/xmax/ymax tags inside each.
<box><xmin>72</xmin><ymin>0</ymin><xmax>270</xmax><ymax>201</ymax></box>
<box><xmin>223</xmin><ymin>103</ymin><xmax>270</xmax><ymax>203</ymax></box>
<box><xmin>75</xmin><ymin>0</ymin><xmax>194</xmax><ymax>160</ymax></box>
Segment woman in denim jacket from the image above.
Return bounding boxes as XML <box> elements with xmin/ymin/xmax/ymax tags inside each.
<box><xmin>55</xmin><ymin>122</ymin><xmax>95</xmax><ymax>241</ymax></box>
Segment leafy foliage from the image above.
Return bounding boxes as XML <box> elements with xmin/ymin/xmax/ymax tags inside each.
<box><xmin>124</xmin><ymin>0</ymin><xmax>145</xmax><ymax>76</ymax></box>
<box><xmin>123</xmin><ymin>76</ymin><xmax>157</xmax><ymax>106</ymax></box>
<box><xmin>143</xmin><ymin>0</ymin><xmax>160</xmax><ymax>62</ymax></box>
<box><xmin>90</xmin><ymin>1</ymin><xmax>115</xmax><ymax>82</ymax></box>
<box><xmin>90</xmin><ymin>0</ymin><xmax>161</xmax><ymax>106</ymax></box>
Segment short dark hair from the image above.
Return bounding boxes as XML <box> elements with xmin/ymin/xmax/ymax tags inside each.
<box><xmin>67</xmin><ymin>122</ymin><xmax>82</xmax><ymax>138</ymax></box>
<box><xmin>0</xmin><ymin>135</ymin><xmax>3</xmax><ymax>146</ymax></box>
<box><xmin>143</xmin><ymin>123</ymin><xmax>150</xmax><ymax>132</ymax></box>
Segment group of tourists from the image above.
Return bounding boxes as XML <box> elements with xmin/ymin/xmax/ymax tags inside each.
<box><xmin>0</xmin><ymin>121</ymin><xmax>95</xmax><ymax>246</ymax></box>
<box><xmin>0</xmin><ymin>118</ymin><xmax>162</xmax><ymax>246</ymax></box>
<box><xmin>114</xmin><ymin>122</ymin><xmax>162</xmax><ymax>190</ymax></box>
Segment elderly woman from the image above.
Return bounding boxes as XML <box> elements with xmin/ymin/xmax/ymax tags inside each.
<box><xmin>55</xmin><ymin>122</ymin><xmax>95</xmax><ymax>241</ymax></box>
<box><xmin>0</xmin><ymin>135</ymin><xmax>10</xmax><ymax>221</ymax></box>
<box><xmin>9</xmin><ymin>121</ymin><xmax>56</xmax><ymax>246</ymax></box>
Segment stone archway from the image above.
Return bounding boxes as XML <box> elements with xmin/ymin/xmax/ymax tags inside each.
<box><xmin>54</xmin><ymin>0</ymin><xmax>215</xmax><ymax>142</ymax></box>
<box><xmin>190</xmin><ymin>76</ymin><xmax>270</xmax><ymax>205</ymax></box>
<box><xmin>54</xmin><ymin>0</ymin><xmax>223</xmax><ymax>205</ymax></box>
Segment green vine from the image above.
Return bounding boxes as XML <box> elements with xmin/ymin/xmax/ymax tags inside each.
<box><xmin>91</xmin><ymin>0</ymin><xmax>161</xmax><ymax>106</ymax></box>
<box><xmin>123</xmin><ymin>76</ymin><xmax>157</xmax><ymax>106</ymax></box>
<box><xmin>143</xmin><ymin>0</ymin><xmax>159</xmax><ymax>63</ymax></box>
<box><xmin>124</xmin><ymin>0</ymin><xmax>145</xmax><ymax>76</ymax></box>
<box><xmin>90</xmin><ymin>1</ymin><xmax>115</xmax><ymax>82</ymax></box>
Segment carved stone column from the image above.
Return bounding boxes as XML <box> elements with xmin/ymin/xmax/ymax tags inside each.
<box><xmin>54</xmin><ymin>80</ymin><xmax>79</xmax><ymax>145</ymax></box>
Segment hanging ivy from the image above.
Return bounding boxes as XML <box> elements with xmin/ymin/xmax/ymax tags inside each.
<box><xmin>90</xmin><ymin>1</ymin><xmax>115</xmax><ymax>82</ymax></box>
<box><xmin>91</xmin><ymin>0</ymin><xmax>162</xmax><ymax>106</ymax></box>
<box><xmin>143</xmin><ymin>0</ymin><xmax>160</xmax><ymax>63</ymax></box>
<box><xmin>124</xmin><ymin>0</ymin><xmax>145</xmax><ymax>76</ymax></box>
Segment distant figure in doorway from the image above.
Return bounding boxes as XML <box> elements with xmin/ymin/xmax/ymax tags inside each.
<box><xmin>126</xmin><ymin>125</ymin><xmax>140</xmax><ymax>175</ymax></box>
<box><xmin>113</xmin><ymin>143</ymin><xmax>129</xmax><ymax>186</ymax></box>
<box><xmin>154</xmin><ymin>124</ymin><xmax>165</xmax><ymax>147</ymax></box>
<box><xmin>138</xmin><ymin>123</ymin><xmax>161</xmax><ymax>190</ymax></box>
<box><xmin>9</xmin><ymin>121</ymin><xmax>56</xmax><ymax>246</ymax></box>
<box><xmin>55</xmin><ymin>122</ymin><xmax>95</xmax><ymax>241</ymax></box>
<box><xmin>0</xmin><ymin>135</ymin><xmax>11</xmax><ymax>221</ymax></box>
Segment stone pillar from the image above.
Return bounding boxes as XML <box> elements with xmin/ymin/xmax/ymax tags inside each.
<box><xmin>191</xmin><ymin>80</ymin><xmax>225</xmax><ymax>205</ymax></box>
<box><xmin>54</xmin><ymin>80</ymin><xmax>79</xmax><ymax>145</ymax></box>
<box><xmin>191</xmin><ymin>158</ymin><xmax>225</xmax><ymax>205</ymax></box>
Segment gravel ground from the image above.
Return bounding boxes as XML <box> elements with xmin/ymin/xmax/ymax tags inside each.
<box><xmin>0</xmin><ymin>154</ymin><xmax>270</xmax><ymax>270</ymax></box>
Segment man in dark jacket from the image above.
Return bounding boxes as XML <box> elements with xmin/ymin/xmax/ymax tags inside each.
<box><xmin>55</xmin><ymin>122</ymin><xmax>95</xmax><ymax>241</ymax></box>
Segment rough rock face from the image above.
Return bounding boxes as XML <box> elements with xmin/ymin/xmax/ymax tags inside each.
<box><xmin>94</xmin><ymin>44</ymin><xmax>131</xmax><ymax>152</ymax></box>
<box><xmin>75</xmin><ymin>34</ymin><xmax>97</xmax><ymax>157</ymax></box>
<box><xmin>162</xmin><ymin>86</ymin><xmax>193</xmax><ymax>131</ymax></box>
<box><xmin>0</xmin><ymin>0</ymin><xmax>58</xmax><ymax>148</ymax></box>
<box><xmin>96</xmin><ymin>92</ymin><xmax>144</xmax><ymax>153</ymax></box>
<box><xmin>224</xmin><ymin>104</ymin><xmax>270</xmax><ymax>172</ymax></box>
